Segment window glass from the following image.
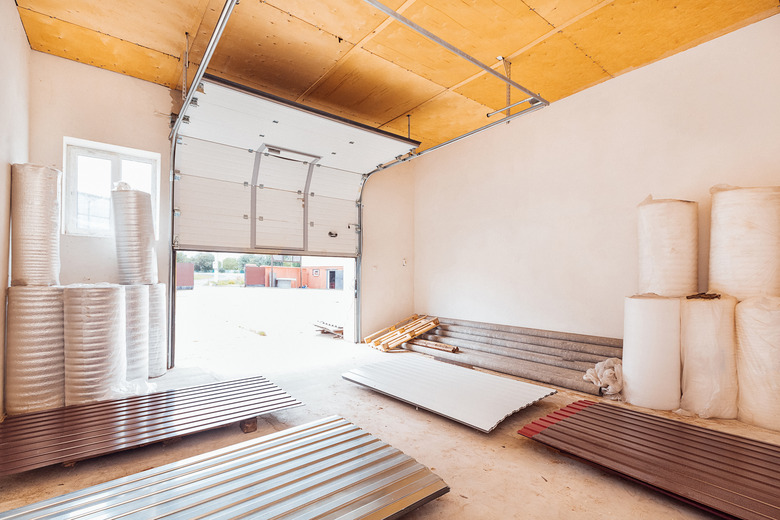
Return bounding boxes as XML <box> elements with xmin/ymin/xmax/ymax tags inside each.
<box><xmin>121</xmin><ymin>159</ymin><xmax>153</xmax><ymax>193</ymax></box>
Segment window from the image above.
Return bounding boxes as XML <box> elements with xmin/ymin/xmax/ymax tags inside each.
<box><xmin>63</xmin><ymin>137</ymin><xmax>160</xmax><ymax>237</ymax></box>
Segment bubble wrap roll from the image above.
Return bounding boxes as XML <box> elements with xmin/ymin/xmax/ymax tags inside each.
<box><xmin>125</xmin><ymin>284</ymin><xmax>150</xmax><ymax>381</ymax></box>
<box><xmin>5</xmin><ymin>286</ymin><xmax>65</xmax><ymax>414</ymax></box>
<box><xmin>735</xmin><ymin>297</ymin><xmax>780</xmax><ymax>431</ymax></box>
<box><xmin>622</xmin><ymin>295</ymin><xmax>681</xmax><ymax>410</ymax></box>
<box><xmin>11</xmin><ymin>163</ymin><xmax>61</xmax><ymax>286</ymax></box>
<box><xmin>149</xmin><ymin>283</ymin><xmax>167</xmax><ymax>378</ymax></box>
<box><xmin>112</xmin><ymin>189</ymin><xmax>157</xmax><ymax>284</ymax></box>
<box><xmin>637</xmin><ymin>197</ymin><xmax>698</xmax><ymax>296</ymax></box>
<box><xmin>709</xmin><ymin>186</ymin><xmax>780</xmax><ymax>300</ymax></box>
<box><xmin>680</xmin><ymin>296</ymin><xmax>738</xmax><ymax>418</ymax></box>
<box><xmin>64</xmin><ymin>284</ymin><xmax>127</xmax><ymax>406</ymax></box>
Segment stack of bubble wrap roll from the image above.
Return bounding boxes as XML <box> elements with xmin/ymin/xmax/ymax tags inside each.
<box><xmin>622</xmin><ymin>295</ymin><xmax>681</xmax><ymax>410</ymax></box>
<box><xmin>112</xmin><ymin>186</ymin><xmax>157</xmax><ymax>284</ymax></box>
<box><xmin>5</xmin><ymin>287</ymin><xmax>65</xmax><ymax>414</ymax></box>
<box><xmin>10</xmin><ymin>164</ymin><xmax>61</xmax><ymax>286</ymax></box>
<box><xmin>637</xmin><ymin>196</ymin><xmax>698</xmax><ymax>296</ymax></box>
<box><xmin>148</xmin><ymin>283</ymin><xmax>168</xmax><ymax>378</ymax></box>
<box><xmin>124</xmin><ymin>284</ymin><xmax>150</xmax><ymax>381</ymax></box>
<box><xmin>735</xmin><ymin>297</ymin><xmax>780</xmax><ymax>431</ymax></box>
<box><xmin>709</xmin><ymin>185</ymin><xmax>780</xmax><ymax>300</ymax></box>
<box><xmin>64</xmin><ymin>284</ymin><xmax>127</xmax><ymax>406</ymax></box>
<box><xmin>680</xmin><ymin>296</ymin><xmax>738</xmax><ymax>418</ymax></box>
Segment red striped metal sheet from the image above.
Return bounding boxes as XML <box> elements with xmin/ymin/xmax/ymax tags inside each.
<box><xmin>519</xmin><ymin>401</ymin><xmax>780</xmax><ymax>520</ymax></box>
<box><xmin>0</xmin><ymin>416</ymin><xmax>448</xmax><ymax>520</ymax></box>
<box><xmin>0</xmin><ymin>376</ymin><xmax>301</xmax><ymax>477</ymax></box>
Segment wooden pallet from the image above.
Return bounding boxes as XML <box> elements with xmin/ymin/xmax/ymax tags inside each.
<box><xmin>364</xmin><ymin>315</ymin><xmax>440</xmax><ymax>352</ymax></box>
<box><xmin>314</xmin><ymin>321</ymin><xmax>343</xmax><ymax>338</ymax></box>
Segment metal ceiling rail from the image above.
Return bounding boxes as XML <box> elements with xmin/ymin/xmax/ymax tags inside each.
<box><xmin>0</xmin><ymin>416</ymin><xmax>449</xmax><ymax>520</ymax></box>
<box><xmin>361</xmin><ymin>0</ymin><xmax>549</xmax><ymax>106</ymax></box>
<box><xmin>519</xmin><ymin>401</ymin><xmax>780</xmax><ymax>520</ymax></box>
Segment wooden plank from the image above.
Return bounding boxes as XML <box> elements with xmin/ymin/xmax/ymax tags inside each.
<box><xmin>406</xmin><ymin>338</ymin><xmax>459</xmax><ymax>353</ymax></box>
<box><xmin>363</xmin><ymin>314</ymin><xmax>419</xmax><ymax>344</ymax></box>
<box><xmin>370</xmin><ymin>316</ymin><xmax>430</xmax><ymax>347</ymax></box>
<box><xmin>381</xmin><ymin>318</ymin><xmax>440</xmax><ymax>350</ymax></box>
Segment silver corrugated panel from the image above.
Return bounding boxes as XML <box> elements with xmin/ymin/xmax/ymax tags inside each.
<box><xmin>343</xmin><ymin>355</ymin><xmax>556</xmax><ymax>433</ymax></box>
<box><xmin>0</xmin><ymin>416</ymin><xmax>448</xmax><ymax>520</ymax></box>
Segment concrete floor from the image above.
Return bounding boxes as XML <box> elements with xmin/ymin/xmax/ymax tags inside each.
<box><xmin>2</xmin><ymin>288</ymin><xmax>779</xmax><ymax>518</ymax></box>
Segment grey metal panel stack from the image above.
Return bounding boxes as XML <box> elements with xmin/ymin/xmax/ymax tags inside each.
<box><xmin>0</xmin><ymin>416</ymin><xmax>448</xmax><ymax>519</ymax></box>
<box><xmin>344</xmin><ymin>354</ymin><xmax>556</xmax><ymax>432</ymax></box>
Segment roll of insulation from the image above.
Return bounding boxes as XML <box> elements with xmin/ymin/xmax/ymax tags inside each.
<box><xmin>709</xmin><ymin>185</ymin><xmax>780</xmax><ymax>300</ymax></box>
<box><xmin>125</xmin><ymin>284</ymin><xmax>150</xmax><ymax>381</ymax></box>
<box><xmin>5</xmin><ymin>286</ymin><xmax>65</xmax><ymax>414</ymax></box>
<box><xmin>64</xmin><ymin>284</ymin><xmax>127</xmax><ymax>405</ymax></box>
<box><xmin>622</xmin><ymin>295</ymin><xmax>681</xmax><ymax>410</ymax></box>
<box><xmin>149</xmin><ymin>283</ymin><xmax>167</xmax><ymax>378</ymax></box>
<box><xmin>112</xmin><ymin>188</ymin><xmax>157</xmax><ymax>284</ymax></box>
<box><xmin>680</xmin><ymin>296</ymin><xmax>738</xmax><ymax>418</ymax></box>
<box><xmin>637</xmin><ymin>196</ymin><xmax>698</xmax><ymax>296</ymax></box>
<box><xmin>735</xmin><ymin>297</ymin><xmax>780</xmax><ymax>431</ymax></box>
<box><xmin>10</xmin><ymin>163</ymin><xmax>61</xmax><ymax>286</ymax></box>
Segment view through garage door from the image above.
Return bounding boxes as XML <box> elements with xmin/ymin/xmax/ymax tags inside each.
<box><xmin>170</xmin><ymin>78</ymin><xmax>418</xmax><ymax>357</ymax></box>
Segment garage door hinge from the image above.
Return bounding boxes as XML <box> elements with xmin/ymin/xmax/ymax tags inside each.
<box><xmin>258</xmin><ymin>216</ymin><xmax>263</xmax><ymax>221</ymax></box>
<box><xmin>309</xmin><ymin>221</ymin><xmax>315</xmax><ymax>227</ymax></box>
<box><xmin>244</xmin><ymin>181</ymin><xmax>249</xmax><ymax>187</ymax></box>
<box><xmin>176</xmin><ymin>136</ymin><xmax>183</xmax><ymax>145</ymax></box>
<box><xmin>182</xmin><ymin>115</ymin><xmax>190</xmax><ymax>124</ymax></box>
<box><xmin>243</xmin><ymin>214</ymin><xmax>249</xmax><ymax>219</ymax></box>
<box><xmin>257</xmin><ymin>184</ymin><xmax>264</xmax><ymax>189</ymax></box>
<box><xmin>173</xmin><ymin>173</ymin><xmax>181</xmax><ymax>181</ymax></box>
<box><xmin>190</xmin><ymin>97</ymin><xmax>199</xmax><ymax>107</ymax></box>
<box><xmin>173</xmin><ymin>208</ymin><xmax>181</xmax><ymax>217</ymax></box>
<box><xmin>173</xmin><ymin>236</ymin><xmax>179</xmax><ymax>247</ymax></box>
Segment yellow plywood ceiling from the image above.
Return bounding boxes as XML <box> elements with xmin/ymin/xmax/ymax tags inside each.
<box><xmin>16</xmin><ymin>0</ymin><xmax>780</xmax><ymax>151</ymax></box>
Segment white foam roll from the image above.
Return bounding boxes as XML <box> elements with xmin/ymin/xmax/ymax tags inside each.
<box><xmin>64</xmin><ymin>284</ymin><xmax>127</xmax><ymax>405</ymax></box>
<box><xmin>680</xmin><ymin>296</ymin><xmax>738</xmax><ymax>418</ymax></box>
<box><xmin>622</xmin><ymin>295</ymin><xmax>681</xmax><ymax>410</ymax></box>
<box><xmin>637</xmin><ymin>196</ymin><xmax>698</xmax><ymax>296</ymax></box>
<box><xmin>10</xmin><ymin>163</ymin><xmax>61</xmax><ymax>286</ymax></box>
<box><xmin>5</xmin><ymin>286</ymin><xmax>65</xmax><ymax>414</ymax></box>
<box><xmin>112</xmin><ymin>189</ymin><xmax>157</xmax><ymax>284</ymax></box>
<box><xmin>149</xmin><ymin>282</ymin><xmax>167</xmax><ymax>378</ymax></box>
<box><xmin>709</xmin><ymin>185</ymin><xmax>780</xmax><ymax>300</ymax></box>
<box><xmin>125</xmin><ymin>284</ymin><xmax>150</xmax><ymax>381</ymax></box>
<box><xmin>735</xmin><ymin>297</ymin><xmax>780</xmax><ymax>431</ymax></box>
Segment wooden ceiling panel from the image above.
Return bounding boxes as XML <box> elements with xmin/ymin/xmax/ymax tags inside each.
<box><xmin>19</xmin><ymin>9</ymin><xmax>181</xmax><ymax>87</ymax></box>
<box><xmin>522</xmin><ymin>0</ymin><xmax>607</xmax><ymax>27</ymax></box>
<box><xmin>17</xmin><ymin>0</ymin><xmax>207</xmax><ymax>57</ymax></box>
<box><xmin>301</xmin><ymin>48</ymin><xmax>445</xmax><ymax>127</ymax></box>
<box><xmin>363</xmin><ymin>0</ymin><xmax>552</xmax><ymax>88</ymax></box>
<box><xmin>380</xmin><ymin>91</ymin><xmax>493</xmax><ymax>151</ymax></box>
<box><xmin>455</xmin><ymin>33</ymin><xmax>611</xmax><ymax>108</ymax></box>
<box><xmin>261</xmin><ymin>0</ymin><xmax>408</xmax><ymax>43</ymax></box>
<box><xmin>564</xmin><ymin>0</ymin><xmax>780</xmax><ymax>76</ymax></box>
<box><xmin>197</xmin><ymin>1</ymin><xmax>353</xmax><ymax>99</ymax></box>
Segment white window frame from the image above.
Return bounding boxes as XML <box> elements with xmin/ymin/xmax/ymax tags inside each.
<box><xmin>63</xmin><ymin>137</ymin><xmax>161</xmax><ymax>238</ymax></box>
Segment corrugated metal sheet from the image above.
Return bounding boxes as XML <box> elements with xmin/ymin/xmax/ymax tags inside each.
<box><xmin>0</xmin><ymin>377</ymin><xmax>301</xmax><ymax>477</ymax></box>
<box><xmin>0</xmin><ymin>416</ymin><xmax>448</xmax><ymax>520</ymax></box>
<box><xmin>519</xmin><ymin>401</ymin><xmax>780</xmax><ymax>520</ymax></box>
<box><xmin>343</xmin><ymin>355</ymin><xmax>556</xmax><ymax>433</ymax></box>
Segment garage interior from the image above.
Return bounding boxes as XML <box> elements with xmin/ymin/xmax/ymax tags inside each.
<box><xmin>1</xmin><ymin>0</ymin><xmax>780</xmax><ymax>518</ymax></box>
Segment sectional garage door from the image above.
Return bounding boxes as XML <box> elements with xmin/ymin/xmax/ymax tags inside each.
<box><xmin>173</xmin><ymin>78</ymin><xmax>417</xmax><ymax>256</ymax></box>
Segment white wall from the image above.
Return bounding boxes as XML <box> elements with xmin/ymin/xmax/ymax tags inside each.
<box><xmin>28</xmin><ymin>52</ymin><xmax>173</xmax><ymax>285</ymax></box>
<box><xmin>365</xmin><ymin>14</ymin><xmax>780</xmax><ymax>339</ymax></box>
<box><xmin>0</xmin><ymin>4</ymin><xmax>31</xmax><ymax>419</ymax></box>
<box><xmin>360</xmin><ymin>166</ymin><xmax>415</xmax><ymax>336</ymax></box>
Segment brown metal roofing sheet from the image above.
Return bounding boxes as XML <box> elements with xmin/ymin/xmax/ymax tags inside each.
<box><xmin>0</xmin><ymin>416</ymin><xmax>448</xmax><ymax>520</ymax></box>
<box><xmin>519</xmin><ymin>401</ymin><xmax>780</xmax><ymax>520</ymax></box>
<box><xmin>0</xmin><ymin>376</ymin><xmax>302</xmax><ymax>477</ymax></box>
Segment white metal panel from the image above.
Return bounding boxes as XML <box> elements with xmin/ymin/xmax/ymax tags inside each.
<box><xmin>309</xmin><ymin>165</ymin><xmax>363</xmax><ymax>201</ymax></box>
<box><xmin>175</xmin><ymin>136</ymin><xmax>254</xmax><ymax>184</ymax></box>
<box><xmin>181</xmin><ymin>80</ymin><xmax>418</xmax><ymax>174</ymax></box>
<box><xmin>256</xmin><ymin>152</ymin><xmax>308</xmax><ymax>193</ymax></box>
<box><xmin>255</xmin><ymin>189</ymin><xmax>303</xmax><ymax>250</ymax></box>
<box><xmin>343</xmin><ymin>354</ymin><xmax>557</xmax><ymax>432</ymax></box>
<box><xmin>308</xmin><ymin>196</ymin><xmax>358</xmax><ymax>255</ymax></box>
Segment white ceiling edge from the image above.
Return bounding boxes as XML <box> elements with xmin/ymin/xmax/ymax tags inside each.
<box><xmin>178</xmin><ymin>79</ymin><xmax>419</xmax><ymax>174</ymax></box>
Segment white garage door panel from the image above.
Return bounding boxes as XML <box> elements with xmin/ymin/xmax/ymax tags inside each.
<box><xmin>308</xmin><ymin>196</ymin><xmax>358</xmax><ymax>254</ymax></box>
<box><xmin>174</xmin><ymin>176</ymin><xmax>251</xmax><ymax>249</ymax></box>
<box><xmin>257</xmin><ymin>154</ymin><xmax>309</xmax><ymax>193</ymax></box>
<box><xmin>256</xmin><ymin>189</ymin><xmax>303</xmax><ymax>249</ymax></box>
<box><xmin>176</xmin><ymin>136</ymin><xmax>255</xmax><ymax>184</ymax></box>
<box><xmin>309</xmin><ymin>167</ymin><xmax>363</xmax><ymax>201</ymax></box>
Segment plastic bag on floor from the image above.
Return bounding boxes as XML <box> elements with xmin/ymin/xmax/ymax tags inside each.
<box><xmin>584</xmin><ymin>358</ymin><xmax>623</xmax><ymax>399</ymax></box>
